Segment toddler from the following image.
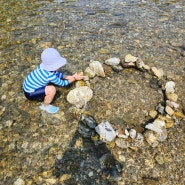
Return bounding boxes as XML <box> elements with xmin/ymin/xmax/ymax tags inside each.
<box><xmin>23</xmin><ymin>47</ymin><xmax>83</xmax><ymax>113</ymax></box>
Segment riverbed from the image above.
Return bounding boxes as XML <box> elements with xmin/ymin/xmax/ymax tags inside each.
<box><xmin>0</xmin><ymin>0</ymin><xmax>185</xmax><ymax>185</ymax></box>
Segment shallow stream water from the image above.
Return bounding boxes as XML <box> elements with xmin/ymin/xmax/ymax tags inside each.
<box><xmin>0</xmin><ymin>0</ymin><xmax>185</xmax><ymax>184</ymax></box>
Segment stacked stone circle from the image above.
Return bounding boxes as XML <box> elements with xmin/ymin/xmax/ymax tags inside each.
<box><xmin>66</xmin><ymin>54</ymin><xmax>185</xmax><ymax>149</ymax></box>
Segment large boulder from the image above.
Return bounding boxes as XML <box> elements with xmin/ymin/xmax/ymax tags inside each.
<box><xmin>67</xmin><ymin>86</ymin><xmax>93</xmax><ymax>108</ymax></box>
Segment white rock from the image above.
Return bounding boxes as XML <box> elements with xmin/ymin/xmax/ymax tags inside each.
<box><xmin>156</xmin><ymin>126</ymin><xmax>168</xmax><ymax>142</ymax></box>
<box><xmin>95</xmin><ymin>121</ymin><xmax>116</xmax><ymax>142</ymax></box>
<box><xmin>145</xmin><ymin>119</ymin><xmax>165</xmax><ymax>133</ymax></box>
<box><xmin>84</xmin><ymin>67</ymin><xmax>96</xmax><ymax>78</ymax></box>
<box><xmin>125</xmin><ymin>54</ymin><xmax>137</xmax><ymax>63</ymax></box>
<box><xmin>105</xmin><ymin>57</ymin><xmax>120</xmax><ymax>66</ymax></box>
<box><xmin>136</xmin><ymin>133</ymin><xmax>144</xmax><ymax>141</ymax></box>
<box><xmin>116</xmin><ymin>132</ymin><xmax>128</xmax><ymax>139</ymax></box>
<box><xmin>136</xmin><ymin>58</ymin><xmax>145</xmax><ymax>69</ymax></box>
<box><xmin>165</xmin><ymin>81</ymin><xmax>175</xmax><ymax>93</ymax></box>
<box><xmin>118</xmin><ymin>154</ymin><xmax>126</xmax><ymax>162</ymax></box>
<box><xmin>129</xmin><ymin>129</ymin><xmax>137</xmax><ymax>139</ymax></box>
<box><xmin>144</xmin><ymin>130</ymin><xmax>158</xmax><ymax>147</ymax></box>
<box><xmin>67</xmin><ymin>86</ymin><xmax>93</xmax><ymax>108</ymax></box>
<box><xmin>134</xmin><ymin>133</ymin><xmax>145</xmax><ymax>147</ymax></box>
<box><xmin>151</xmin><ymin>67</ymin><xmax>164</xmax><ymax>79</ymax></box>
<box><xmin>83</xmin><ymin>75</ymin><xmax>90</xmax><ymax>81</ymax></box>
<box><xmin>125</xmin><ymin>129</ymin><xmax>130</xmax><ymax>136</ymax></box>
<box><xmin>166</xmin><ymin>100</ymin><xmax>179</xmax><ymax>110</ymax></box>
<box><xmin>89</xmin><ymin>60</ymin><xmax>105</xmax><ymax>77</ymax></box>
<box><xmin>116</xmin><ymin>129</ymin><xmax>129</xmax><ymax>138</ymax></box>
<box><xmin>14</xmin><ymin>178</ymin><xmax>25</xmax><ymax>185</ymax></box>
<box><xmin>88</xmin><ymin>171</ymin><xmax>94</xmax><ymax>177</ymax></box>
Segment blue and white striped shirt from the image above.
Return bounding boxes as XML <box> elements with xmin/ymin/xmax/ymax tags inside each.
<box><xmin>23</xmin><ymin>65</ymin><xmax>70</xmax><ymax>92</ymax></box>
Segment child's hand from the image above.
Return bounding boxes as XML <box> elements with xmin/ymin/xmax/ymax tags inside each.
<box><xmin>73</xmin><ymin>72</ymin><xmax>84</xmax><ymax>81</ymax></box>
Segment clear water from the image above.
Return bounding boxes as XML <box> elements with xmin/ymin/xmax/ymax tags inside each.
<box><xmin>0</xmin><ymin>0</ymin><xmax>184</xmax><ymax>70</ymax></box>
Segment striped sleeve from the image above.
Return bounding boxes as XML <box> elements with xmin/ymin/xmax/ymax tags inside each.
<box><xmin>53</xmin><ymin>71</ymin><xmax>65</xmax><ymax>79</ymax></box>
<box><xmin>48</xmin><ymin>73</ymin><xmax>69</xmax><ymax>86</ymax></box>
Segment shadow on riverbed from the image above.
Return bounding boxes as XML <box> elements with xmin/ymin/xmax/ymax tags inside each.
<box><xmin>52</xmin><ymin>129</ymin><xmax>123</xmax><ymax>185</ymax></box>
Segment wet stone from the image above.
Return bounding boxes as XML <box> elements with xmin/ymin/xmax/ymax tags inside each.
<box><xmin>115</xmin><ymin>138</ymin><xmax>130</xmax><ymax>149</ymax></box>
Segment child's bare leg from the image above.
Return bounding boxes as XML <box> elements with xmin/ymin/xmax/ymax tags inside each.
<box><xmin>44</xmin><ymin>85</ymin><xmax>56</xmax><ymax>106</ymax></box>
<box><xmin>40</xmin><ymin>85</ymin><xmax>59</xmax><ymax>113</ymax></box>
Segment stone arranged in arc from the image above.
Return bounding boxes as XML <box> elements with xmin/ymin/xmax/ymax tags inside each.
<box><xmin>66</xmin><ymin>53</ymin><xmax>185</xmax><ymax>148</ymax></box>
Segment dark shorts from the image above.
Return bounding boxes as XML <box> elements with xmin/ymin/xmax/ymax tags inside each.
<box><xmin>24</xmin><ymin>87</ymin><xmax>46</xmax><ymax>101</ymax></box>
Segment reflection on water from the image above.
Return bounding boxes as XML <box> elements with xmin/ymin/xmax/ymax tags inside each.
<box><xmin>0</xmin><ymin>0</ymin><xmax>184</xmax><ymax>65</ymax></box>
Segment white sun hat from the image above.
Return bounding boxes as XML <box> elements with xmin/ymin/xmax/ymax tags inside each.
<box><xmin>40</xmin><ymin>47</ymin><xmax>67</xmax><ymax>71</ymax></box>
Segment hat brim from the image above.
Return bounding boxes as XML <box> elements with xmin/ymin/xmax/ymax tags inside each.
<box><xmin>40</xmin><ymin>57</ymin><xmax>67</xmax><ymax>71</ymax></box>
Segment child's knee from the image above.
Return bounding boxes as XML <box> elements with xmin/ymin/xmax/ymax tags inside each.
<box><xmin>46</xmin><ymin>86</ymin><xmax>56</xmax><ymax>95</ymax></box>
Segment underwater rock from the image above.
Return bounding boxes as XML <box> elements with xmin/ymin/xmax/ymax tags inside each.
<box><xmin>95</xmin><ymin>121</ymin><xmax>116</xmax><ymax>142</ymax></box>
<box><xmin>148</xmin><ymin>110</ymin><xmax>158</xmax><ymax>119</ymax></box>
<box><xmin>59</xmin><ymin>174</ymin><xmax>71</xmax><ymax>183</ymax></box>
<box><xmin>89</xmin><ymin>60</ymin><xmax>105</xmax><ymax>77</ymax></box>
<box><xmin>125</xmin><ymin>54</ymin><xmax>137</xmax><ymax>63</ymax></box>
<box><xmin>102</xmin><ymin>64</ymin><xmax>113</xmax><ymax>75</ymax></box>
<box><xmin>80</xmin><ymin>115</ymin><xmax>97</xmax><ymax>129</ymax></box>
<box><xmin>116</xmin><ymin>129</ymin><xmax>129</xmax><ymax>139</ymax></box>
<box><xmin>157</xmin><ymin>115</ymin><xmax>174</xmax><ymax>128</ymax></box>
<box><xmin>166</xmin><ymin>100</ymin><xmax>180</xmax><ymax>110</ymax></box>
<box><xmin>78</xmin><ymin>120</ymin><xmax>94</xmax><ymax>138</ymax></box>
<box><xmin>156</xmin><ymin>103</ymin><xmax>165</xmax><ymax>114</ymax></box>
<box><xmin>67</xmin><ymin>86</ymin><xmax>93</xmax><ymax>108</ymax></box>
<box><xmin>155</xmin><ymin>153</ymin><xmax>165</xmax><ymax>165</ymax></box>
<box><xmin>165</xmin><ymin>81</ymin><xmax>175</xmax><ymax>93</ymax></box>
<box><xmin>151</xmin><ymin>67</ymin><xmax>164</xmax><ymax>79</ymax></box>
<box><xmin>165</xmin><ymin>118</ymin><xmax>175</xmax><ymax>128</ymax></box>
<box><xmin>84</xmin><ymin>67</ymin><xmax>96</xmax><ymax>78</ymax></box>
<box><xmin>83</xmin><ymin>75</ymin><xmax>90</xmax><ymax>81</ymax></box>
<box><xmin>166</xmin><ymin>93</ymin><xmax>178</xmax><ymax>102</ymax></box>
<box><xmin>14</xmin><ymin>178</ymin><xmax>25</xmax><ymax>185</ymax></box>
<box><xmin>75</xmin><ymin>80</ymin><xmax>89</xmax><ymax>88</ymax></box>
<box><xmin>156</xmin><ymin>126</ymin><xmax>168</xmax><ymax>142</ymax></box>
<box><xmin>105</xmin><ymin>57</ymin><xmax>120</xmax><ymax>66</ymax></box>
<box><xmin>121</xmin><ymin>61</ymin><xmax>136</xmax><ymax>68</ymax></box>
<box><xmin>132</xmin><ymin>133</ymin><xmax>145</xmax><ymax>147</ymax></box>
<box><xmin>45</xmin><ymin>178</ymin><xmax>57</xmax><ymax>184</ymax></box>
<box><xmin>115</xmin><ymin>138</ymin><xmax>130</xmax><ymax>149</ymax></box>
<box><xmin>165</xmin><ymin>105</ymin><xmax>174</xmax><ymax>116</ymax></box>
<box><xmin>129</xmin><ymin>129</ymin><xmax>137</xmax><ymax>139</ymax></box>
<box><xmin>135</xmin><ymin>58</ymin><xmax>145</xmax><ymax>69</ymax></box>
<box><xmin>111</xmin><ymin>65</ymin><xmax>124</xmax><ymax>72</ymax></box>
<box><xmin>145</xmin><ymin>118</ymin><xmax>165</xmax><ymax>134</ymax></box>
<box><xmin>143</xmin><ymin>64</ymin><xmax>150</xmax><ymax>70</ymax></box>
<box><xmin>144</xmin><ymin>130</ymin><xmax>158</xmax><ymax>147</ymax></box>
<box><xmin>0</xmin><ymin>106</ymin><xmax>5</xmax><ymax>116</ymax></box>
<box><xmin>135</xmin><ymin>133</ymin><xmax>144</xmax><ymax>142</ymax></box>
